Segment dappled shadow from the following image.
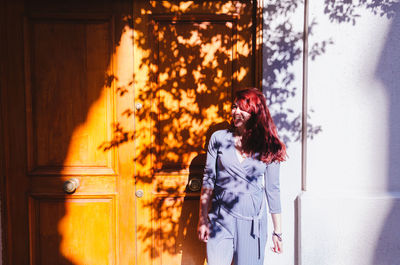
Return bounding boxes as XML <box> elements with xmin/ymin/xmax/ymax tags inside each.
<box><xmin>262</xmin><ymin>1</ymin><xmax>400</xmax><ymax>265</ymax></box>
<box><xmin>262</xmin><ymin>0</ymin><xmax>325</xmax><ymax>144</ymax></box>
<box><xmin>263</xmin><ymin>0</ymin><xmax>398</xmax><ymax>144</ymax></box>
<box><xmin>324</xmin><ymin>0</ymin><xmax>398</xmax><ymax>24</ymax></box>
<box><xmin>98</xmin><ymin>0</ymin><xmax>328</xmax><ymax>263</ymax></box>
<box><xmin>100</xmin><ymin>1</ymin><xmax>257</xmax><ymax>262</ymax></box>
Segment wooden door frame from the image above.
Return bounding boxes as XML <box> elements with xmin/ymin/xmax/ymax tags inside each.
<box><xmin>1</xmin><ymin>0</ymin><xmax>9</xmax><ymax>264</ymax></box>
<box><xmin>253</xmin><ymin>0</ymin><xmax>264</xmax><ymax>89</ymax></box>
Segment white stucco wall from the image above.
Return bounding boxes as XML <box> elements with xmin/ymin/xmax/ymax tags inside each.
<box><xmin>262</xmin><ymin>1</ymin><xmax>400</xmax><ymax>265</ymax></box>
<box><xmin>262</xmin><ymin>1</ymin><xmax>305</xmax><ymax>264</ymax></box>
<box><xmin>302</xmin><ymin>1</ymin><xmax>400</xmax><ymax>265</ymax></box>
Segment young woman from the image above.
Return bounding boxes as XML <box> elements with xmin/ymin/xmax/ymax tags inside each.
<box><xmin>197</xmin><ymin>88</ymin><xmax>286</xmax><ymax>265</ymax></box>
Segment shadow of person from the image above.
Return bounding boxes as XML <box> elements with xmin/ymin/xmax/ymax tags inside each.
<box><xmin>177</xmin><ymin>121</ymin><xmax>230</xmax><ymax>265</ymax></box>
<box><xmin>177</xmin><ymin>154</ymin><xmax>207</xmax><ymax>265</ymax></box>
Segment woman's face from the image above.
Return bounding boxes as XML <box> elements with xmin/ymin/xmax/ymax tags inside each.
<box><xmin>232</xmin><ymin>102</ymin><xmax>251</xmax><ymax>128</ymax></box>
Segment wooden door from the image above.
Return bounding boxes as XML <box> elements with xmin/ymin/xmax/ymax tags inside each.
<box><xmin>133</xmin><ymin>1</ymin><xmax>262</xmax><ymax>264</ymax></box>
<box><xmin>1</xmin><ymin>0</ymin><xmax>261</xmax><ymax>264</ymax></box>
<box><xmin>2</xmin><ymin>0</ymin><xmax>137</xmax><ymax>264</ymax></box>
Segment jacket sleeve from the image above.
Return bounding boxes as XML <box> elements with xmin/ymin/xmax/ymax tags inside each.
<box><xmin>264</xmin><ymin>162</ymin><xmax>282</xmax><ymax>213</ymax></box>
<box><xmin>202</xmin><ymin>132</ymin><xmax>220</xmax><ymax>190</ymax></box>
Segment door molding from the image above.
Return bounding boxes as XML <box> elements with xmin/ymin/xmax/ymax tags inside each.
<box><xmin>1</xmin><ymin>0</ymin><xmax>10</xmax><ymax>263</ymax></box>
<box><xmin>254</xmin><ymin>0</ymin><xmax>264</xmax><ymax>89</ymax></box>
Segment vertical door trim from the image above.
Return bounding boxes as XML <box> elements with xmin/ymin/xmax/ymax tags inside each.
<box><xmin>0</xmin><ymin>0</ymin><xmax>9</xmax><ymax>263</ymax></box>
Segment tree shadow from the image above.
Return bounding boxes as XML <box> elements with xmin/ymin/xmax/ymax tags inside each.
<box><xmin>103</xmin><ymin>2</ymin><xmax>257</xmax><ymax>262</ymax></box>
<box><xmin>262</xmin><ymin>0</ymin><xmax>325</xmax><ymax>145</ymax></box>
<box><xmin>262</xmin><ymin>1</ymin><xmax>399</xmax><ymax>264</ymax></box>
<box><xmin>324</xmin><ymin>0</ymin><xmax>398</xmax><ymax>24</ymax></box>
<box><xmin>98</xmin><ymin>0</ymin><xmax>328</xmax><ymax>263</ymax></box>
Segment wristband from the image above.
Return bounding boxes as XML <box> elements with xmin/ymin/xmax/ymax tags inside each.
<box><xmin>272</xmin><ymin>231</ymin><xmax>282</xmax><ymax>242</ymax></box>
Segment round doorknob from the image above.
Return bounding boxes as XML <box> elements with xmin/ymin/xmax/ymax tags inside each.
<box><xmin>63</xmin><ymin>178</ymin><xmax>80</xmax><ymax>194</ymax></box>
<box><xmin>188</xmin><ymin>178</ymin><xmax>202</xmax><ymax>192</ymax></box>
<box><xmin>135</xmin><ymin>102</ymin><xmax>143</xmax><ymax>110</ymax></box>
<box><xmin>135</xmin><ymin>189</ymin><xmax>144</xmax><ymax>198</ymax></box>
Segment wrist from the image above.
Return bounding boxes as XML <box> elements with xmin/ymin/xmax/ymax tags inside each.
<box><xmin>198</xmin><ymin>216</ymin><xmax>209</xmax><ymax>224</ymax></box>
<box><xmin>273</xmin><ymin>229</ymin><xmax>281</xmax><ymax>234</ymax></box>
<box><xmin>272</xmin><ymin>231</ymin><xmax>283</xmax><ymax>241</ymax></box>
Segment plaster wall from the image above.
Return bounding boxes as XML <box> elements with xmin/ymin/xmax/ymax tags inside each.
<box><xmin>301</xmin><ymin>1</ymin><xmax>400</xmax><ymax>265</ymax></box>
<box><xmin>262</xmin><ymin>1</ymin><xmax>304</xmax><ymax>264</ymax></box>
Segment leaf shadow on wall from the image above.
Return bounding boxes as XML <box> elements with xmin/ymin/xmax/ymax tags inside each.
<box><xmin>263</xmin><ymin>1</ymin><xmax>400</xmax><ymax>264</ymax></box>
<box><xmin>98</xmin><ymin>1</ymin><xmax>329</xmax><ymax>264</ymax></box>
<box><xmin>263</xmin><ymin>1</ymin><xmax>326</xmax><ymax>144</ymax></box>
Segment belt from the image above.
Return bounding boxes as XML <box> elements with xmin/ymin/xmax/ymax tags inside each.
<box><xmin>218</xmin><ymin>194</ymin><xmax>265</xmax><ymax>237</ymax></box>
<box><xmin>214</xmin><ymin>187</ymin><xmax>266</xmax><ymax>259</ymax></box>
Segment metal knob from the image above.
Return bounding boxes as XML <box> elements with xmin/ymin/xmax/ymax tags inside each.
<box><xmin>188</xmin><ymin>178</ymin><xmax>202</xmax><ymax>192</ymax></box>
<box><xmin>135</xmin><ymin>102</ymin><xmax>143</xmax><ymax>110</ymax></box>
<box><xmin>63</xmin><ymin>178</ymin><xmax>80</xmax><ymax>194</ymax></box>
<box><xmin>135</xmin><ymin>189</ymin><xmax>144</xmax><ymax>198</ymax></box>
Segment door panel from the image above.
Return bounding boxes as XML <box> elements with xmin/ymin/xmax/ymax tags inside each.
<box><xmin>3</xmin><ymin>0</ymin><xmax>135</xmax><ymax>264</ymax></box>
<box><xmin>29</xmin><ymin>196</ymin><xmax>116</xmax><ymax>265</ymax></box>
<box><xmin>133</xmin><ymin>1</ymin><xmax>261</xmax><ymax>264</ymax></box>
<box><xmin>25</xmin><ymin>16</ymin><xmax>115</xmax><ymax>174</ymax></box>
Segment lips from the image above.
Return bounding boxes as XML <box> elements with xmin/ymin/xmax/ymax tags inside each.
<box><xmin>233</xmin><ymin>116</ymin><xmax>245</xmax><ymax>126</ymax></box>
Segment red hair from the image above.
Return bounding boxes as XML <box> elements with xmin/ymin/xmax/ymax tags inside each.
<box><xmin>234</xmin><ymin>88</ymin><xmax>286</xmax><ymax>163</ymax></box>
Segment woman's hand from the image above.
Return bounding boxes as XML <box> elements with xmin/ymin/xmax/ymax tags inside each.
<box><xmin>197</xmin><ymin>221</ymin><xmax>210</xmax><ymax>242</ymax></box>
<box><xmin>271</xmin><ymin>234</ymin><xmax>283</xmax><ymax>254</ymax></box>
<box><xmin>198</xmin><ymin>188</ymin><xmax>213</xmax><ymax>243</ymax></box>
<box><xmin>271</xmin><ymin>213</ymin><xmax>282</xmax><ymax>254</ymax></box>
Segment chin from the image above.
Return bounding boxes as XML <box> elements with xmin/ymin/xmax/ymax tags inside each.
<box><xmin>234</xmin><ymin>121</ymin><xmax>244</xmax><ymax>128</ymax></box>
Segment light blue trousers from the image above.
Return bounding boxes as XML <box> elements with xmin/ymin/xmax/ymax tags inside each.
<box><xmin>207</xmin><ymin>207</ymin><xmax>268</xmax><ymax>265</ymax></box>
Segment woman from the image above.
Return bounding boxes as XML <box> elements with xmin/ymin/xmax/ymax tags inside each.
<box><xmin>197</xmin><ymin>88</ymin><xmax>286</xmax><ymax>265</ymax></box>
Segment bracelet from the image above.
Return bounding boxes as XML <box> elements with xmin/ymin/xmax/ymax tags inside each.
<box><xmin>272</xmin><ymin>231</ymin><xmax>282</xmax><ymax>242</ymax></box>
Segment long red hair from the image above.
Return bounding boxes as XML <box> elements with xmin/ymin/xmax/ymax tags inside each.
<box><xmin>234</xmin><ymin>88</ymin><xmax>286</xmax><ymax>163</ymax></box>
